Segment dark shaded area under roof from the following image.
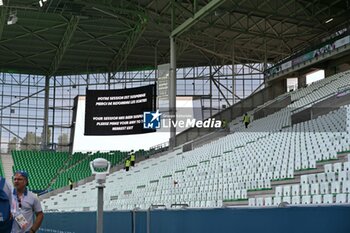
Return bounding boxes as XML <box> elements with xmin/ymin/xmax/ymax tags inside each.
<box><xmin>0</xmin><ymin>0</ymin><xmax>349</xmax><ymax>76</ymax></box>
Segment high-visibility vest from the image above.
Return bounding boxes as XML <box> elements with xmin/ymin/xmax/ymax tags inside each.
<box><xmin>125</xmin><ymin>159</ymin><xmax>131</xmax><ymax>167</ymax></box>
<box><xmin>243</xmin><ymin>115</ymin><xmax>250</xmax><ymax>123</ymax></box>
<box><xmin>130</xmin><ymin>154</ymin><xmax>135</xmax><ymax>162</ymax></box>
<box><xmin>222</xmin><ymin>120</ymin><xmax>227</xmax><ymax>128</ymax></box>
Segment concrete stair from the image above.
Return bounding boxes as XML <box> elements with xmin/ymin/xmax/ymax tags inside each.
<box><xmin>0</xmin><ymin>153</ymin><xmax>14</xmax><ymax>180</ymax></box>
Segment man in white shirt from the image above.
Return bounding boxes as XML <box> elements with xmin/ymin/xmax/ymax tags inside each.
<box><xmin>11</xmin><ymin>171</ymin><xmax>43</xmax><ymax>233</ymax></box>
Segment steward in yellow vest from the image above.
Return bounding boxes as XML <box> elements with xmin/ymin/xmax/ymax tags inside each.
<box><xmin>125</xmin><ymin>159</ymin><xmax>131</xmax><ymax>171</ymax></box>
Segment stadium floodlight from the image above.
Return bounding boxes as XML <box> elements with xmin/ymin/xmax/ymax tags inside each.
<box><xmin>90</xmin><ymin>158</ymin><xmax>110</xmax><ymax>233</ymax></box>
<box><xmin>0</xmin><ymin>0</ymin><xmax>3</xmax><ymax>6</ymax></box>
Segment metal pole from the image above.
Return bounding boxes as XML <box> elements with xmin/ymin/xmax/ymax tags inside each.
<box><xmin>97</xmin><ymin>185</ymin><xmax>104</xmax><ymax>233</ymax></box>
<box><xmin>169</xmin><ymin>1</ymin><xmax>177</xmax><ymax>149</ymax></box>
<box><xmin>146</xmin><ymin>207</ymin><xmax>150</xmax><ymax>233</ymax></box>
<box><xmin>232</xmin><ymin>42</ymin><xmax>235</xmax><ymax>104</ymax></box>
<box><xmin>209</xmin><ymin>64</ymin><xmax>213</xmax><ymax>117</ymax></box>
<box><xmin>169</xmin><ymin>36</ymin><xmax>177</xmax><ymax>149</ymax></box>
<box><xmin>42</xmin><ymin>75</ymin><xmax>50</xmax><ymax>150</ymax></box>
<box><xmin>108</xmin><ymin>72</ymin><xmax>111</xmax><ymax>90</ymax></box>
<box><xmin>132</xmin><ymin>209</ymin><xmax>136</xmax><ymax>233</ymax></box>
<box><xmin>52</xmin><ymin>77</ymin><xmax>56</xmax><ymax>150</ymax></box>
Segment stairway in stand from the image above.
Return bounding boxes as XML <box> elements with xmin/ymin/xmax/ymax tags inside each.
<box><xmin>1</xmin><ymin>153</ymin><xmax>14</xmax><ymax>180</ymax></box>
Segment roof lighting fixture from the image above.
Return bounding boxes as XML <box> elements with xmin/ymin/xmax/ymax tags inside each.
<box><xmin>325</xmin><ymin>18</ymin><xmax>333</xmax><ymax>24</ymax></box>
<box><xmin>7</xmin><ymin>11</ymin><xmax>18</xmax><ymax>25</ymax></box>
<box><xmin>39</xmin><ymin>0</ymin><xmax>47</xmax><ymax>8</ymax></box>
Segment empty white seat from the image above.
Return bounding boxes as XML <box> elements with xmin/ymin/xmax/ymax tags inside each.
<box><xmin>338</xmin><ymin>171</ymin><xmax>349</xmax><ymax>182</ymax></box>
<box><xmin>264</xmin><ymin>180</ymin><xmax>271</xmax><ymax>189</ymax></box>
<box><xmin>343</xmin><ymin>162</ymin><xmax>350</xmax><ymax>172</ymax></box>
<box><xmin>283</xmin><ymin>185</ymin><xmax>291</xmax><ymax>197</ymax></box>
<box><xmin>333</xmin><ymin>163</ymin><xmax>342</xmax><ymax>173</ymax></box>
<box><xmin>310</xmin><ymin>183</ymin><xmax>319</xmax><ymax>195</ymax></box>
<box><xmin>331</xmin><ymin>181</ymin><xmax>341</xmax><ymax>194</ymax></box>
<box><xmin>234</xmin><ymin>190</ymin><xmax>241</xmax><ymax>199</ymax></box>
<box><xmin>319</xmin><ymin>182</ymin><xmax>329</xmax><ymax>194</ymax></box>
<box><xmin>256</xmin><ymin>197</ymin><xmax>264</xmax><ymax>207</ymax></box>
<box><xmin>335</xmin><ymin>193</ymin><xmax>347</xmax><ymax>204</ymax></box>
<box><xmin>326</xmin><ymin>172</ymin><xmax>336</xmax><ymax>182</ymax></box>
<box><xmin>257</xmin><ymin>180</ymin><xmax>264</xmax><ymax>189</ymax></box>
<box><xmin>300</xmin><ymin>175</ymin><xmax>308</xmax><ymax>184</ymax></box>
<box><xmin>291</xmin><ymin>196</ymin><xmax>300</xmax><ymax>205</ymax></box>
<box><xmin>273</xmin><ymin>196</ymin><xmax>282</xmax><ymax>206</ymax></box>
<box><xmin>317</xmin><ymin>173</ymin><xmax>326</xmax><ymax>183</ymax></box>
<box><xmin>324</xmin><ymin>164</ymin><xmax>333</xmax><ymax>173</ymax></box>
<box><xmin>275</xmin><ymin>186</ymin><xmax>283</xmax><ymax>197</ymax></box>
<box><xmin>217</xmin><ymin>200</ymin><xmax>223</xmax><ymax>207</ymax></box>
<box><xmin>323</xmin><ymin>194</ymin><xmax>333</xmax><ymax>204</ymax></box>
<box><xmin>241</xmin><ymin>190</ymin><xmax>247</xmax><ymax>199</ymax></box>
<box><xmin>301</xmin><ymin>195</ymin><xmax>311</xmax><ymax>205</ymax></box>
<box><xmin>342</xmin><ymin>181</ymin><xmax>350</xmax><ymax>193</ymax></box>
<box><xmin>264</xmin><ymin>197</ymin><xmax>272</xmax><ymax>206</ymax></box>
<box><xmin>308</xmin><ymin>174</ymin><xmax>316</xmax><ymax>184</ymax></box>
<box><xmin>248</xmin><ymin>198</ymin><xmax>256</xmax><ymax>206</ymax></box>
<box><xmin>312</xmin><ymin>195</ymin><xmax>322</xmax><ymax>204</ymax></box>
<box><xmin>291</xmin><ymin>184</ymin><xmax>300</xmax><ymax>196</ymax></box>
<box><xmin>301</xmin><ymin>184</ymin><xmax>309</xmax><ymax>195</ymax></box>
<box><xmin>273</xmin><ymin>171</ymin><xmax>280</xmax><ymax>179</ymax></box>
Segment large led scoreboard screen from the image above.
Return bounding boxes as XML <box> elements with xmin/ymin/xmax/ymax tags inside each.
<box><xmin>84</xmin><ymin>85</ymin><xmax>156</xmax><ymax>135</ymax></box>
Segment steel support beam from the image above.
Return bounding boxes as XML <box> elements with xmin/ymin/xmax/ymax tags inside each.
<box><xmin>0</xmin><ymin>89</ymin><xmax>45</xmax><ymax>111</ymax></box>
<box><xmin>0</xmin><ymin>4</ymin><xmax>6</xmax><ymax>41</ymax></box>
<box><xmin>0</xmin><ymin>23</ymin><xmax>66</xmax><ymax>45</ymax></box>
<box><xmin>42</xmin><ymin>76</ymin><xmax>50</xmax><ymax>150</ymax></box>
<box><xmin>171</xmin><ymin>0</ymin><xmax>226</xmax><ymax>38</ymax></box>
<box><xmin>110</xmin><ymin>17</ymin><xmax>148</xmax><ymax>73</ymax></box>
<box><xmin>48</xmin><ymin>16</ymin><xmax>80</xmax><ymax>77</ymax></box>
<box><xmin>169</xmin><ymin>36</ymin><xmax>176</xmax><ymax>149</ymax></box>
<box><xmin>0</xmin><ymin>125</ymin><xmax>24</xmax><ymax>141</ymax></box>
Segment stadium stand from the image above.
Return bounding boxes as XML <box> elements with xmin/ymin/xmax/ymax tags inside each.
<box><xmin>11</xmin><ymin>150</ymin><xmax>129</xmax><ymax>192</ymax></box>
<box><xmin>12</xmin><ymin>150</ymin><xmax>70</xmax><ymax>191</ymax></box>
<box><xmin>50</xmin><ymin>151</ymin><xmax>128</xmax><ymax>190</ymax></box>
<box><xmin>41</xmin><ymin>71</ymin><xmax>350</xmax><ymax>211</ymax></box>
<box><xmin>2</xmin><ymin>1</ymin><xmax>350</xmax><ymax>232</ymax></box>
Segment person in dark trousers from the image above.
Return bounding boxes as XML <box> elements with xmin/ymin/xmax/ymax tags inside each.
<box><xmin>68</xmin><ymin>178</ymin><xmax>73</xmax><ymax>190</ymax></box>
<box><xmin>243</xmin><ymin>113</ymin><xmax>250</xmax><ymax>128</ymax></box>
<box><xmin>130</xmin><ymin>150</ymin><xmax>136</xmax><ymax>167</ymax></box>
<box><xmin>125</xmin><ymin>159</ymin><xmax>131</xmax><ymax>172</ymax></box>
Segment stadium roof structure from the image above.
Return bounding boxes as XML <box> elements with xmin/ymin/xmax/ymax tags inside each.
<box><xmin>0</xmin><ymin>0</ymin><xmax>349</xmax><ymax>76</ymax></box>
